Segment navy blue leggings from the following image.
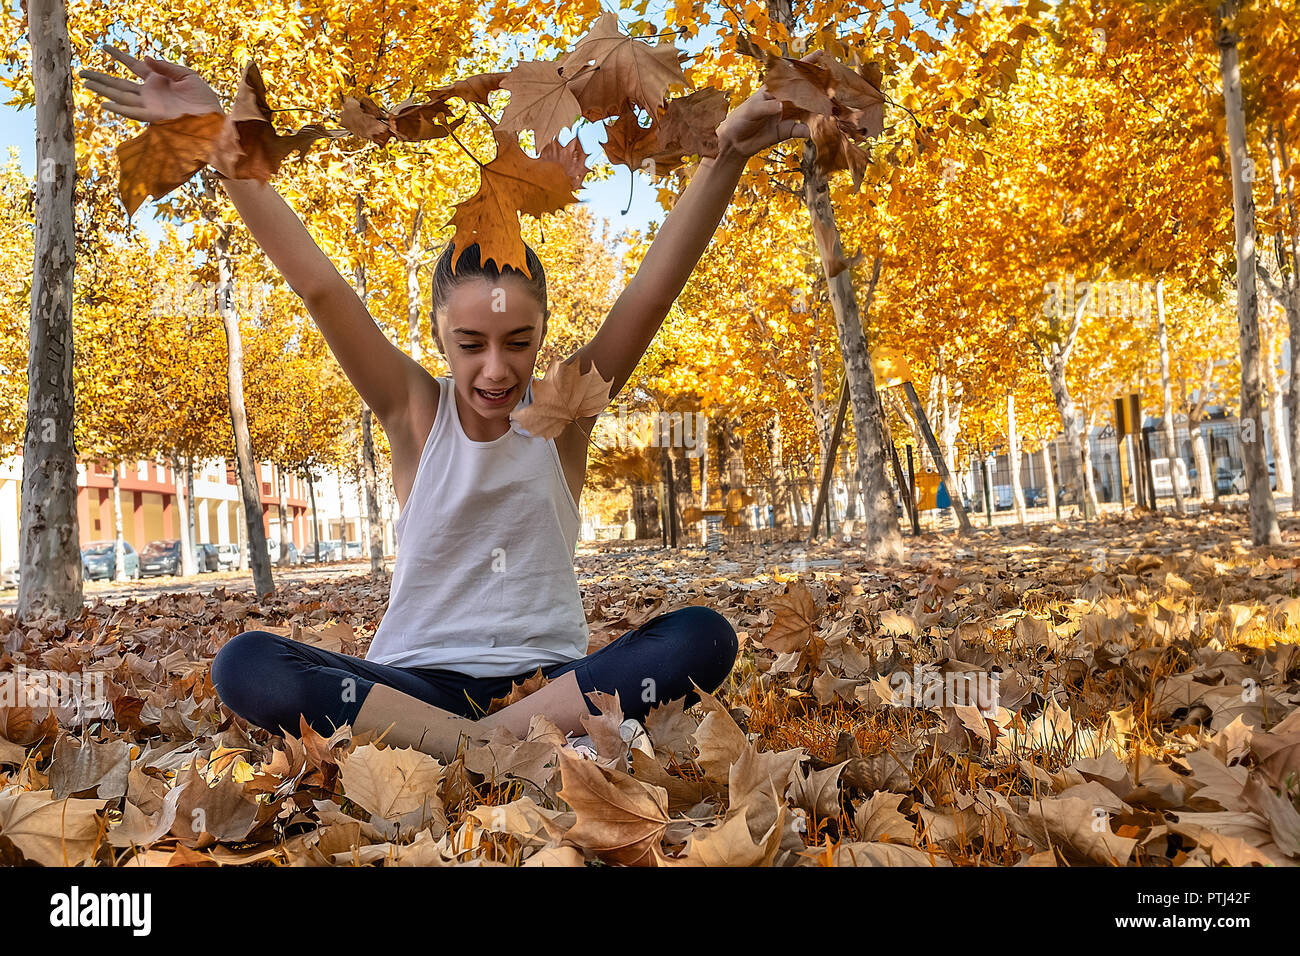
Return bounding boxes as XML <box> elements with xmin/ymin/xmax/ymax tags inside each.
<box><xmin>210</xmin><ymin>605</ymin><xmax>739</xmax><ymax>739</ymax></box>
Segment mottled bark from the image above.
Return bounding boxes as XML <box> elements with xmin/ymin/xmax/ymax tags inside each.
<box><xmin>112</xmin><ymin>463</ymin><xmax>127</xmax><ymax>580</ymax></box>
<box><xmin>171</xmin><ymin>453</ymin><xmax>196</xmax><ymax>575</ymax></box>
<box><xmin>1007</xmin><ymin>391</ymin><xmax>1027</xmax><ymax>524</ymax></box>
<box><xmin>354</xmin><ymin>195</ymin><xmax>387</xmax><ymax>575</ymax></box>
<box><xmin>18</xmin><ymin>0</ymin><xmax>81</xmax><ymax>621</ymax></box>
<box><xmin>214</xmin><ymin>214</ymin><xmax>273</xmax><ymax>596</ymax></box>
<box><xmin>1218</xmin><ymin>0</ymin><xmax>1280</xmax><ymax>543</ymax></box>
<box><xmin>276</xmin><ymin>467</ymin><xmax>291</xmax><ymax>566</ymax></box>
<box><xmin>1156</xmin><ymin>278</ymin><xmax>1186</xmax><ymax>512</ymax></box>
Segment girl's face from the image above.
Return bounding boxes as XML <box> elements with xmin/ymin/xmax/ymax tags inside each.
<box><xmin>435</xmin><ymin>275</ymin><xmax>547</xmax><ymax>420</ymax></box>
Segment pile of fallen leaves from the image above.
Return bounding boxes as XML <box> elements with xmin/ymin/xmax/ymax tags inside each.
<box><xmin>1</xmin><ymin>508</ymin><xmax>1297</xmax><ymax>866</ymax></box>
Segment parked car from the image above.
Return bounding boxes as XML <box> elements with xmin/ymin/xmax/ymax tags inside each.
<box><xmin>343</xmin><ymin>541</ymin><xmax>363</xmax><ymax>559</ymax></box>
<box><xmin>139</xmin><ymin>539</ymin><xmax>184</xmax><ymax>577</ymax></box>
<box><xmin>1151</xmin><ymin>458</ymin><xmax>1192</xmax><ymax>498</ymax></box>
<box><xmin>1</xmin><ymin>560</ymin><xmax>17</xmax><ymax>588</ymax></box>
<box><xmin>194</xmin><ymin>543</ymin><xmax>220</xmax><ymax>572</ymax></box>
<box><xmin>300</xmin><ymin>539</ymin><xmax>338</xmax><ymax>563</ymax></box>
<box><xmin>1230</xmin><ymin>462</ymin><xmax>1276</xmax><ymax>495</ymax></box>
<box><xmin>216</xmin><ymin>543</ymin><xmax>240</xmax><ymax>570</ymax></box>
<box><xmin>81</xmin><ymin>540</ymin><xmax>141</xmax><ymax>581</ymax></box>
<box><xmin>267</xmin><ymin>538</ymin><xmax>302</xmax><ymax>565</ymax></box>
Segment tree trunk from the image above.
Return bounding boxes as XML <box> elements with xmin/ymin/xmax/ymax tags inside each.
<box><xmin>306</xmin><ymin>469</ymin><xmax>322</xmax><ymax>561</ymax></box>
<box><xmin>767</xmin><ymin>414</ymin><xmax>791</xmax><ymax>528</ymax></box>
<box><xmin>1082</xmin><ymin>408</ymin><xmax>1102</xmax><ymax>515</ymax></box>
<box><xmin>18</xmin><ymin>0</ymin><xmax>81</xmax><ymax>621</ymax></box>
<box><xmin>1217</xmin><ymin>0</ymin><xmax>1280</xmax><ymax>544</ymax></box>
<box><xmin>277</xmin><ymin>467</ymin><xmax>291</xmax><ymax>566</ymax></box>
<box><xmin>337</xmin><ymin>465</ymin><xmax>348</xmax><ymax>555</ymax></box>
<box><xmin>171</xmin><ymin>453</ymin><xmax>196</xmax><ymax>575</ymax></box>
<box><xmin>1155</xmin><ymin>278</ymin><xmax>1186</xmax><ymax>512</ymax></box>
<box><xmin>1042</xmin><ymin>345</ymin><xmax>1093</xmax><ymax>519</ymax></box>
<box><xmin>1264</xmin><ymin>127</ymin><xmax>1300</xmax><ymax>508</ymax></box>
<box><xmin>112</xmin><ymin>462</ymin><xmax>127</xmax><ymax>581</ymax></box>
<box><xmin>1042</xmin><ymin>442</ymin><xmax>1056</xmax><ymax>516</ymax></box>
<box><xmin>1007</xmin><ymin>391</ymin><xmax>1027</xmax><ymax>524</ymax></box>
<box><xmin>801</xmin><ymin>216</ymin><xmax>900</xmax><ymax>556</ymax></box>
<box><xmin>353</xmin><ymin>195</ymin><xmax>387</xmax><ymax>575</ymax></box>
<box><xmin>406</xmin><ymin>207</ymin><xmax>425</xmax><ymax>361</ymax></box>
<box><xmin>214</xmin><ymin>214</ymin><xmax>274</xmax><ymax>596</ymax></box>
<box><xmin>1189</xmin><ymin>407</ymin><xmax>1214</xmax><ymax>500</ymax></box>
<box><xmin>185</xmin><ymin>455</ymin><xmax>198</xmax><ymax>546</ymax></box>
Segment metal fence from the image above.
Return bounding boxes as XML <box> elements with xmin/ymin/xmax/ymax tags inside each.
<box><xmin>603</xmin><ymin>413</ymin><xmax>1273</xmax><ymax>548</ymax></box>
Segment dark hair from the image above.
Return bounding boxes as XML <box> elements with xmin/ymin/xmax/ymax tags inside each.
<box><xmin>431</xmin><ymin>241</ymin><xmax>548</xmax><ymax>349</ymax></box>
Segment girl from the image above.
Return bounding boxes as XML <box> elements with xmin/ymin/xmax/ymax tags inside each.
<box><xmin>81</xmin><ymin>42</ymin><xmax>816</xmax><ymax>763</ymax></box>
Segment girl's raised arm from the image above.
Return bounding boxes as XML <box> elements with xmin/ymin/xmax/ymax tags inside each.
<box><xmin>566</xmin><ymin>54</ymin><xmax>819</xmax><ymax>430</ymax></box>
<box><xmin>79</xmin><ymin>45</ymin><xmax>427</xmax><ymax>428</ymax></box>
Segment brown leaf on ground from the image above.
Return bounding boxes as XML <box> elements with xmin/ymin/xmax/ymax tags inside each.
<box><xmin>556</xmin><ymin>748</ymin><xmax>670</xmax><ymax>866</ymax></box>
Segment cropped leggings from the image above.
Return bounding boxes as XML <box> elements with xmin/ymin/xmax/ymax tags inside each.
<box><xmin>210</xmin><ymin>605</ymin><xmax>740</xmax><ymax>739</ymax></box>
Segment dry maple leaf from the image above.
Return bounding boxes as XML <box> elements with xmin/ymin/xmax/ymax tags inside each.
<box><xmin>115</xmin><ymin>111</ymin><xmax>227</xmax><ymax>217</ymax></box>
<box><xmin>537</xmin><ymin>135</ymin><xmax>590</xmax><ymax>190</ymax></box>
<box><xmin>340</xmin><ymin>743</ymin><xmax>445</xmax><ymax>821</ymax></box>
<box><xmin>447</xmin><ymin>128</ymin><xmax>578</xmax><ymax>276</ymax></box>
<box><xmin>602</xmin><ymin>109</ymin><xmax>661</xmax><ymax>173</ymax></box>
<box><xmin>558</xmin><ymin>12</ymin><xmax>688</xmax><ymax>122</ymax></box>
<box><xmin>484</xmin><ymin>667</ymin><xmax>550</xmax><ymax>716</ymax></box>
<box><xmin>340</xmin><ymin>92</ymin><xmax>464</xmax><ymax>145</ymax></box>
<box><xmin>556</xmin><ymin>747</ymin><xmax>670</xmax><ymax>866</ymax></box>
<box><xmin>651</xmin><ymin>87</ymin><xmax>729</xmax><ymax>161</ymax></box>
<box><xmin>762</xmin><ymin>581</ymin><xmax>821</xmax><ymax>654</ymax></box>
<box><xmin>509</xmin><ymin>356</ymin><xmax>615</xmax><ymax>440</ymax></box>
<box><xmin>208</xmin><ymin>61</ymin><xmax>345</xmax><ymax>182</ymax></box>
<box><xmin>498</xmin><ymin>59</ymin><xmax>583</xmax><ymax>149</ymax></box>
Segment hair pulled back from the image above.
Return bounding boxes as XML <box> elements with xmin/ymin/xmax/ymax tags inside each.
<box><xmin>431</xmin><ymin>241</ymin><xmax>549</xmax><ymax>350</ymax></box>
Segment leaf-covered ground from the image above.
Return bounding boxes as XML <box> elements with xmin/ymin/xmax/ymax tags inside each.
<box><xmin>2</xmin><ymin>509</ymin><xmax>1298</xmax><ymax>866</ymax></box>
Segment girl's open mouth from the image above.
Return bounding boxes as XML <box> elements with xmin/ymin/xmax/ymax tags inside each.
<box><xmin>475</xmin><ymin>385</ymin><xmax>514</xmax><ymax>406</ymax></box>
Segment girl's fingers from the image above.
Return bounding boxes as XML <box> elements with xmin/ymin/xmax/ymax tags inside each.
<box><xmin>101</xmin><ymin>100</ymin><xmax>152</xmax><ymax>122</ymax></box>
<box><xmin>143</xmin><ymin>56</ymin><xmax>191</xmax><ymax>79</ymax></box>
<box><xmin>78</xmin><ymin>70</ymin><xmax>141</xmax><ymax>99</ymax></box>
<box><xmin>102</xmin><ymin>43</ymin><xmax>149</xmax><ymax>79</ymax></box>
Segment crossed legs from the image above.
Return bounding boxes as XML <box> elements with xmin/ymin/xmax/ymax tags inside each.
<box><xmin>210</xmin><ymin>605</ymin><xmax>739</xmax><ymax>763</ymax></box>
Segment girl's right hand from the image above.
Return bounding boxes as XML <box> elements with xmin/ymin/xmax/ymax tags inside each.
<box><xmin>78</xmin><ymin>44</ymin><xmax>224</xmax><ymax>123</ymax></box>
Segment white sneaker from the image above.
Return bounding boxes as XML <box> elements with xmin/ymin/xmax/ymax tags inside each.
<box><xmin>561</xmin><ymin>719</ymin><xmax>653</xmax><ymax>768</ymax></box>
<box><xmin>620</xmin><ymin>718</ymin><xmax>655</xmax><ymax>762</ymax></box>
<box><xmin>561</xmin><ymin>732</ymin><xmax>600</xmax><ymax>761</ymax></box>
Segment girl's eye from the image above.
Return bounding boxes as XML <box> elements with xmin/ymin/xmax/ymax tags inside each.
<box><xmin>457</xmin><ymin>342</ymin><xmax>530</xmax><ymax>351</ymax></box>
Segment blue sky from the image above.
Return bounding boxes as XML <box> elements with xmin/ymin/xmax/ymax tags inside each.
<box><xmin>0</xmin><ymin>4</ymin><xmax>726</xmax><ymax>249</ymax></box>
<box><xmin>0</xmin><ymin>96</ymin><xmax>666</xmax><ymax>246</ymax></box>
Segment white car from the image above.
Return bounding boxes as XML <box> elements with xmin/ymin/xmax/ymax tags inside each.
<box><xmin>1230</xmin><ymin>462</ymin><xmax>1276</xmax><ymax>494</ymax></box>
<box><xmin>1151</xmin><ymin>458</ymin><xmax>1191</xmax><ymax>497</ymax></box>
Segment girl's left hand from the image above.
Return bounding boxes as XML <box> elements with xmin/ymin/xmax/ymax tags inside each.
<box><xmin>716</xmin><ymin>49</ymin><xmax>824</xmax><ymax>158</ymax></box>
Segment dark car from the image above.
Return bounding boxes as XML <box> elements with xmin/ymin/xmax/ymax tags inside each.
<box><xmin>139</xmin><ymin>539</ymin><xmax>184</xmax><ymax>577</ymax></box>
<box><xmin>194</xmin><ymin>543</ymin><xmax>220</xmax><ymax>572</ymax></box>
<box><xmin>81</xmin><ymin>540</ymin><xmax>140</xmax><ymax>581</ymax></box>
<box><xmin>301</xmin><ymin>539</ymin><xmax>339</xmax><ymax>563</ymax></box>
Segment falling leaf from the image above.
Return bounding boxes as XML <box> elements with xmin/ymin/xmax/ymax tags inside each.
<box><xmin>509</xmin><ymin>356</ymin><xmax>615</xmax><ymax>440</ymax></box>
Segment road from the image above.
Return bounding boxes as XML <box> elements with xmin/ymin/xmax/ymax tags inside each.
<box><xmin>0</xmin><ymin>559</ymin><xmax>386</xmax><ymax>612</ymax></box>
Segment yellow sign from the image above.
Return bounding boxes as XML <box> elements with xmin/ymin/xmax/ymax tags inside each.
<box><xmin>915</xmin><ymin>472</ymin><xmax>941</xmax><ymax>510</ymax></box>
<box><xmin>870</xmin><ymin>346</ymin><xmax>913</xmax><ymax>388</ymax></box>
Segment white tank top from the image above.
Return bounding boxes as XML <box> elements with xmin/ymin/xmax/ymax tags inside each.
<box><xmin>364</xmin><ymin>375</ymin><xmax>590</xmax><ymax>677</ymax></box>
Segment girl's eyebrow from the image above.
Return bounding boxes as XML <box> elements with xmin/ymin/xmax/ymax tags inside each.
<box><xmin>452</xmin><ymin>325</ymin><xmax>535</xmax><ymax>336</ymax></box>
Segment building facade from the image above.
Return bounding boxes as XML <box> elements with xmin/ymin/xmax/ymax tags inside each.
<box><xmin>0</xmin><ymin>455</ymin><xmax>394</xmax><ymax>569</ymax></box>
